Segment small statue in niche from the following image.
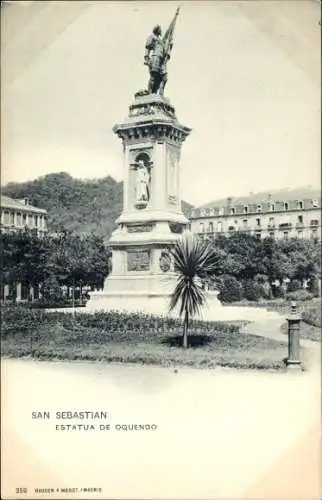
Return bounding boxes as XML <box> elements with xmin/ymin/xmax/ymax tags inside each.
<box><xmin>136</xmin><ymin>160</ymin><xmax>150</xmax><ymax>203</ymax></box>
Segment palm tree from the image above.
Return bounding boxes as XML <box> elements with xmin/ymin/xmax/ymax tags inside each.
<box><xmin>169</xmin><ymin>232</ymin><xmax>219</xmax><ymax>348</ymax></box>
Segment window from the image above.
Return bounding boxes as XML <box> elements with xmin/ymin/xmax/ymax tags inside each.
<box><xmin>217</xmin><ymin>221</ymin><xmax>223</xmax><ymax>232</ymax></box>
<box><xmin>4</xmin><ymin>211</ymin><xmax>9</xmax><ymax>224</ymax></box>
<box><xmin>312</xmin><ymin>199</ymin><xmax>318</xmax><ymax>208</ymax></box>
<box><xmin>16</xmin><ymin>212</ymin><xmax>22</xmax><ymax>226</ymax></box>
<box><xmin>256</xmin><ymin>218</ymin><xmax>261</xmax><ymax>227</ymax></box>
<box><xmin>269</xmin><ymin>231</ymin><xmax>275</xmax><ymax>238</ymax></box>
<box><xmin>199</xmin><ymin>222</ymin><xmax>205</xmax><ymax>233</ymax></box>
<box><xmin>34</xmin><ymin>215</ymin><xmax>38</xmax><ymax>227</ymax></box>
<box><xmin>298</xmin><ymin>201</ymin><xmax>303</xmax><ymax>209</ymax></box>
<box><xmin>230</xmin><ymin>207</ymin><xmax>235</xmax><ymax>215</ymax></box>
<box><xmin>297</xmin><ymin>231</ymin><xmax>303</xmax><ymax>239</ymax></box>
<box><xmin>298</xmin><ymin>215</ymin><xmax>303</xmax><ymax>224</ymax></box>
<box><xmin>10</xmin><ymin>212</ymin><xmax>15</xmax><ymax>225</ymax></box>
<box><xmin>28</xmin><ymin>214</ymin><xmax>33</xmax><ymax>226</ymax></box>
<box><xmin>270</xmin><ymin>204</ymin><xmax>275</xmax><ymax>212</ymax></box>
<box><xmin>269</xmin><ymin>217</ymin><xmax>275</xmax><ymax>227</ymax></box>
<box><xmin>255</xmin><ymin>232</ymin><xmax>261</xmax><ymax>240</ymax></box>
<box><xmin>208</xmin><ymin>222</ymin><xmax>213</xmax><ymax>233</ymax></box>
<box><xmin>244</xmin><ymin>206</ymin><xmax>248</xmax><ymax>214</ymax></box>
<box><xmin>256</xmin><ymin>204</ymin><xmax>262</xmax><ymax>213</ymax></box>
<box><xmin>219</xmin><ymin>208</ymin><xmax>224</xmax><ymax>216</ymax></box>
<box><xmin>22</xmin><ymin>213</ymin><xmax>27</xmax><ymax>225</ymax></box>
<box><xmin>311</xmin><ymin>229</ymin><xmax>318</xmax><ymax>240</ymax></box>
<box><xmin>284</xmin><ymin>202</ymin><xmax>289</xmax><ymax>211</ymax></box>
<box><xmin>310</xmin><ymin>219</ymin><xmax>319</xmax><ymax>226</ymax></box>
<box><xmin>243</xmin><ymin>219</ymin><xmax>248</xmax><ymax>227</ymax></box>
<box><xmin>283</xmin><ymin>231</ymin><xmax>289</xmax><ymax>240</ymax></box>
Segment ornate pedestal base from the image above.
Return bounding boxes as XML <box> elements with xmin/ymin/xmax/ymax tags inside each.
<box><xmin>86</xmin><ymin>289</ymin><xmax>222</xmax><ymax>317</ymax></box>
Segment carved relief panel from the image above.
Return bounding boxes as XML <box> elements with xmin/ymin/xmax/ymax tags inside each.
<box><xmin>127</xmin><ymin>248</ymin><xmax>151</xmax><ymax>272</ymax></box>
<box><xmin>167</xmin><ymin>145</ymin><xmax>180</xmax><ymax>205</ymax></box>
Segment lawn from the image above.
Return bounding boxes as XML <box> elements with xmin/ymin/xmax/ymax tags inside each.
<box><xmin>1</xmin><ymin>308</ymin><xmax>301</xmax><ymax>371</ymax></box>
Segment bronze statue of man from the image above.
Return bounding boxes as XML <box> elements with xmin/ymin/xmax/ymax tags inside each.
<box><xmin>144</xmin><ymin>25</ymin><xmax>170</xmax><ymax>96</ymax></box>
<box><xmin>144</xmin><ymin>8</ymin><xmax>180</xmax><ymax>96</ymax></box>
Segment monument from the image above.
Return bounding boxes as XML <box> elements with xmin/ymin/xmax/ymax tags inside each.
<box><xmin>87</xmin><ymin>8</ymin><xmax>195</xmax><ymax>314</ymax></box>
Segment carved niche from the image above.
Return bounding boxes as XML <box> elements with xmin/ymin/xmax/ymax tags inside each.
<box><xmin>128</xmin><ymin>224</ymin><xmax>153</xmax><ymax>233</ymax></box>
<box><xmin>130</xmin><ymin>150</ymin><xmax>153</xmax><ymax>210</ymax></box>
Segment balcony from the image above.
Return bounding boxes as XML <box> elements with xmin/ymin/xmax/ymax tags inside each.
<box><xmin>267</xmin><ymin>224</ymin><xmax>275</xmax><ymax>229</ymax></box>
<box><xmin>310</xmin><ymin>220</ymin><xmax>319</xmax><ymax>227</ymax></box>
<box><xmin>296</xmin><ymin>222</ymin><xmax>304</xmax><ymax>228</ymax></box>
<box><xmin>278</xmin><ymin>223</ymin><xmax>292</xmax><ymax>230</ymax></box>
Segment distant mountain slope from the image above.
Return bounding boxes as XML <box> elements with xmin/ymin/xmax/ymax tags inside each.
<box><xmin>197</xmin><ymin>186</ymin><xmax>321</xmax><ymax>209</ymax></box>
<box><xmin>2</xmin><ymin>173</ymin><xmax>194</xmax><ymax>238</ymax></box>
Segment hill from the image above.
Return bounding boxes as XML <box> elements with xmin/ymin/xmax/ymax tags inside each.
<box><xmin>2</xmin><ymin>173</ymin><xmax>194</xmax><ymax>238</ymax></box>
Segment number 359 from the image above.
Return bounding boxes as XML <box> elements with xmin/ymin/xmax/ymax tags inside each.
<box><xmin>16</xmin><ymin>488</ymin><xmax>27</xmax><ymax>494</ymax></box>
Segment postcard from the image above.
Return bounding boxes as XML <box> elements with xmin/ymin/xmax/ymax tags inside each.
<box><xmin>1</xmin><ymin>1</ymin><xmax>321</xmax><ymax>499</ymax></box>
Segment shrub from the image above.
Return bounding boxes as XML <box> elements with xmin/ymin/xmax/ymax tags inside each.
<box><xmin>41</xmin><ymin>276</ymin><xmax>64</xmax><ymax>302</ymax></box>
<box><xmin>217</xmin><ymin>275</ymin><xmax>243</xmax><ymax>303</ymax></box>
<box><xmin>287</xmin><ymin>280</ymin><xmax>302</xmax><ymax>293</ymax></box>
<box><xmin>272</xmin><ymin>285</ymin><xmax>286</xmax><ymax>299</ymax></box>
<box><xmin>286</xmin><ymin>290</ymin><xmax>314</xmax><ymax>302</ymax></box>
<box><xmin>302</xmin><ymin>302</ymin><xmax>321</xmax><ymax>327</ymax></box>
<box><xmin>243</xmin><ymin>280</ymin><xmax>262</xmax><ymax>302</ymax></box>
<box><xmin>307</xmin><ymin>277</ymin><xmax>320</xmax><ymax>298</ymax></box>
<box><xmin>28</xmin><ymin>299</ymin><xmax>86</xmax><ymax>309</ymax></box>
<box><xmin>1</xmin><ymin>306</ymin><xmax>241</xmax><ymax>341</ymax></box>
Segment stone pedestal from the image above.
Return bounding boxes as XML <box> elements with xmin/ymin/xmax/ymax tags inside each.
<box><xmin>87</xmin><ymin>91</ymin><xmax>209</xmax><ymax>315</ymax></box>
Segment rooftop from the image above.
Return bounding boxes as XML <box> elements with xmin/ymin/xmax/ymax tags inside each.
<box><xmin>1</xmin><ymin>195</ymin><xmax>47</xmax><ymax>214</ymax></box>
<box><xmin>196</xmin><ymin>187</ymin><xmax>321</xmax><ymax>210</ymax></box>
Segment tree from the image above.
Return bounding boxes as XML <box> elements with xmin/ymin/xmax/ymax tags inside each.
<box><xmin>217</xmin><ymin>274</ymin><xmax>243</xmax><ymax>302</ymax></box>
<box><xmin>2</xmin><ymin>172</ymin><xmax>193</xmax><ymax>238</ymax></box>
<box><xmin>169</xmin><ymin>232</ymin><xmax>219</xmax><ymax>348</ymax></box>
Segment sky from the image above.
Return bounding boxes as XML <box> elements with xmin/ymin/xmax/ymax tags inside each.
<box><xmin>1</xmin><ymin>0</ymin><xmax>321</xmax><ymax>206</ymax></box>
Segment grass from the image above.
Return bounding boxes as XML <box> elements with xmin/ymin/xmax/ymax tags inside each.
<box><xmin>1</xmin><ymin>318</ymin><xmax>297</xmax><ymax>371</ymax></box>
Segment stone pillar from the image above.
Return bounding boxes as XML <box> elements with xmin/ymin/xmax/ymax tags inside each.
<box><xmin>153</xmin><ymin>142</ymin><xmax>167</xmax><ymax>210</ymax></box>
<box><xmin>87</xmin><ymin>92</ymin><xmax>191</xmax><ymax>313</ymax></box>
<box><xmin>285</xmin><ymin>301</ymin><xmax>302</xmax><ymax>371</ymax></box>
<box><xmin>4</xmin><ymin>285</ymin><xmax>9</xmax><ymax>302</ymax></box>
<box><xmin>16</xmin><ymin>282</ymin><xmax>22</xmax><ymax>302</ymax></box>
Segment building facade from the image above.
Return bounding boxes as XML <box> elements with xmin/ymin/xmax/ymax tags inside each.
<box><xmin>1</xmin><ymin>195</ymin><xmax>48</xmax><ymax>302</ymax></box>
<box><xmin>190</xmin><ymin>192</ymin><xmax>321</xmax><ymax>241</ymax></box>
<box><xmin>1</xmin><ymin>195</ymin><xmax>48</xmax><ymax>236</ymax></box>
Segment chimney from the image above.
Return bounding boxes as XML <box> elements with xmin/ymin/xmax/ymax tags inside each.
<box><xmin>268</xmin><ymin>193</ymin><xmax>272</xmax><ymax>202</ymax></box>
<box><xmin>18</xmin><ymin>197</ymin><xmax>29</xmax><ymax>206</ymax></box>
<box><xmin>227</xmin><ymin>197</ymin><xmax>232</xmax><ymax>207</ymax></box>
